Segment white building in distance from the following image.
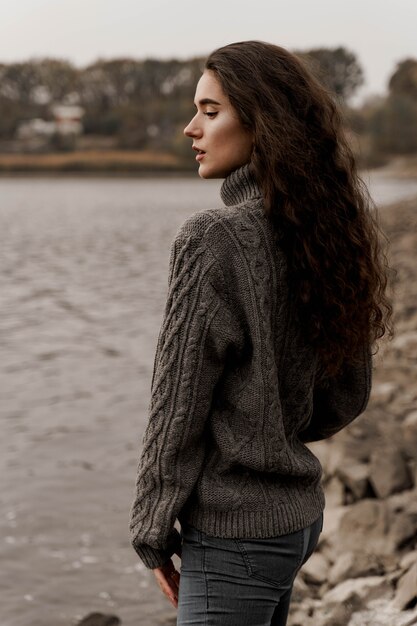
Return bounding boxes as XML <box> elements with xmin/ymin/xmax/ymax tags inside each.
<box><xmin>16</xmin><ymin>104</ymin><xmax>84</xmax><ymax>140</ymax></box>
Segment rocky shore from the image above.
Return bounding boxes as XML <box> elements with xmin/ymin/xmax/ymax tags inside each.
<box><xmin>1</xmin><ymin>175</ymin><xmax>416</xmax><ymax>626</ymax></box>
<box><xmin>287</xmin><ymin>196</ymin><xmax>417</xmax><ymax>625</ymax></box>
<box><xmin>70</xmin><ymin>194</ymin><xmax>417</xmax><ymax>626</ymax></box>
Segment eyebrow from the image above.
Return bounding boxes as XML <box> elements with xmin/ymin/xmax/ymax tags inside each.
<box><xmin>194</xmin><ymin>98</ymin><xmax>221</xmax><ymax>107</ymax></box>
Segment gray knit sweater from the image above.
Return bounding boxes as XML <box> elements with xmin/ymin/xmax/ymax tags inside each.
<box><xmin>129</xmin><ymin>163</ymin><xmax>372</xmax><ymax>569</ymax></box>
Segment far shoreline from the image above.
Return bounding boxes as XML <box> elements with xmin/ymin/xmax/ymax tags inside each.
<box><xmin>0</xmin><ymin>169</ymin><xmax>198</xmax><ymax>178</ymax></box>
<box><xmin>0</xmin><ymin>149</ymin><xmax>195</xmax><ymax>177</ymax></box>
<box><xmin>0</xmin><ymin>152</ymin><xmax>416</xmax><ymax>180</ymax></box>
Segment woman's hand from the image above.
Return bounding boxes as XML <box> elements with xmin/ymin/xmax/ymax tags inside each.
<box><xmin>152</xmin><ymin>546</ymin><xmax>182</xmax><ymax>608</ymax></box>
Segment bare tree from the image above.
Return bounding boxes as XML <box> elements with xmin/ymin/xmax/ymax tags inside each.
<box><xmin>296</xmin><ymin>46</ymin><xmax>364</xmax><ymax>102</ymax></box>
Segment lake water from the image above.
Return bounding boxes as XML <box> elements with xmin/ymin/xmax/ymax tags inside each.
<box><xmin>362</xmin><ymin>170</ymin><xmax>417</xmax><ymax>205</ymax></box>
<box><xmin>1</xmin><ymin>172</ymin><xmax>416</xmax><ymax>626</ymax></box>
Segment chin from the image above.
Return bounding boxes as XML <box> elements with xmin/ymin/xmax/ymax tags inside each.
<box><xmin>199</xmin><ymin>171</ymin><xmax>218</xmax><ymax>179</ymax></box>
<box><xmin>198</xmin><ymin>165</ymin><xmax>228</xmax><ymax>179</ymax></box>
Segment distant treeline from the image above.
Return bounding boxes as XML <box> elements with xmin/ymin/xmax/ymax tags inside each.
<box><xmin>0</xmin><ymin>47</ymin><xmax>417</xmax><ymax>167</ymax></box>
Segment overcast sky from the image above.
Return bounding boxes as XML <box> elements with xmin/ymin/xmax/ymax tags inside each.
<box><xmin>1</xmin><ymin>0</ymin><xmax>416</xmax><ymax>105</ymax></box>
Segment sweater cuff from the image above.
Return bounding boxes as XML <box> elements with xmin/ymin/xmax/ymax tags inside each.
<box><xmin>132</xmin><ymin>527</ymin><xmax>182</xmax><ymax>569</ymax></box>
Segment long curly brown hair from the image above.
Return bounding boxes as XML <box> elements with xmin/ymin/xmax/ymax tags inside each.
<box><xmin>205</xmin><ymin>40</ymin><xmax>394</xmax><ymax>377</ymax></box>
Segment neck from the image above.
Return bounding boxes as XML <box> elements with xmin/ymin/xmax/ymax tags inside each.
<box><xmin>220</xmin><ymin>163</ymin><xmax>262</xmax><ymax>206</ymax></box>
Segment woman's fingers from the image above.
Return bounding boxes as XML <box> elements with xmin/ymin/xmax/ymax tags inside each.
<box><xmin>155</xmin><ymin>572</ymin><xmax>178</xmax><ymax>608</ymax></box>
<box><xmin>152</xmin><ymin>558</ymin><xmax>181</xmax><ymax>608</ymax></box>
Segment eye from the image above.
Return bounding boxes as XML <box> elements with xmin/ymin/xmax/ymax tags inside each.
<box><xmin>204</xmin><ymin>111</ymin><xmax>218</xmax><ymax>118</ymax></box>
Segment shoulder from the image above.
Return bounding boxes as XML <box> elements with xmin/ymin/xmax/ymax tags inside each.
<box><xmin>171</xmin><ymin>202</ymin><xmax>287</xmax><ymax>282</ymax></box>
<box><xmin>167</xmin><ymin>209</ymin><xmax>225</xmax><ymax>282</ymax></box>
<box><xmin>169</xmin><ymin>208</ymin><xmax>256</xmax><ymax>290</ymax></box>
<box><xmin>170</xmin><ymin>208</ymin><xmax>231</xmax><ymax>266</ymax></box>
<box><xmin>175</xmin><ymin>207</ymin><xmax>247</xmax><ymax>244</ymax></box>
<box><xmin>173</xmin><ymin>207</ymin><xmax>229</xmax><ymax>244</ymax></box>
<box><xmin>173</xmin><ymin>201</ymin><xmax>268</xmax><ymax>251</ymax></box>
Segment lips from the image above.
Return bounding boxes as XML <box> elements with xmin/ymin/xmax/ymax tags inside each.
<box><xmin>193</xmin><ymin>146</ymin><xmax>206</xmax><ymax>162</ymax></box>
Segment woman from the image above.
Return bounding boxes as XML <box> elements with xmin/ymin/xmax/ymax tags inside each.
<box><xmin>129</xmin><ymin>41</ymin><xmax>393</xmax><ymax>625</ymax></box>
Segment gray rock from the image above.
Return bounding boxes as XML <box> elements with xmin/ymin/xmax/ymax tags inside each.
<box><xmin>288</xmin><ymin>598</ymin><xmax>318</xmax><ymax>626</ymax></box>
<box><xmin>309</xmin><ymin>440</ymin><xmax>345</xmax><ymax>478</ymax></box>
<box><xmin>287</xmin><ymin>608</ymin><xmax>315</xmax><ymax>626</ymax></box>
<box><xmin>400</xmin><ymin>550</ymin><xmax>417</xmax><ymax>571</ymax></box>
<box><xmin>397</xmin><ymin>607</ymin><xmax>417</xmax><ymax>626</ymax></box>
<box><xmin>389</xmin><ymin>514</ymin><xmax>417</xmax><ymax>553</ymax></box>
<box><xmin>402</xmin><ymin>410</ymin><xmax>417</xmax><ymax>460</ymax></box>
<box><xmin>336</xmin><ymin>463</ymin><xmax>371</xmax><ymax>501</ymax></box>
<box><xmin>328</xmin><ymin>551</ymin><xmax>390</xmax><ymax>586</ymax></box>
<box><xmin>314</xmin><ymin>601</ymin><xmax>358</xmax><ymax>626</ymax></box>
<box><xmin>348</xmin><ymin>598</ymin><xmax>417</xmax><ymax>626</ymax></box>
<box><xmin>393</xmin><ymin>561</ymin><xmax>417</xmax><ymax>609</ymax></box>
<box><xmin>299</xmin><ymin>551</ymin><xmax>330</xmax><ymax>585</ymax></box>
<box><xmin>386</xmin><ymin>487</ymin><xmax>417</xmax><ymax>515</ymax></box>
<box><xmin>338</xmin><ymin>499</ymin><xmax>416</xmax><ymax>556</ymax></box>
<box><xmin>368</xmin><ymin>447</ymin><xmax>413</xmax><ymax>498</ymax></box>
<box><xmin>408</xmin><ymin>460</ymin><xmax>417</xmax><ymax>488</ymax></box>
<box><xmin>322</xmin><ymin>575</ymin><xmax>393</xmax><ymax>605</ymax></box>
<box><xmin>370</xmin><ymin>382</ymin><xmax>398</xmax><ymax>405</ymax></box>
<box><xmin>386</xmin><ymin>489</ymin><xmax>417</xmax><ymax>550</ymax></box>
<box><xmin>319</xmin><ymin>543</ymin><xmax>338</xmax><ymax>572</ymax></box>
<box><xmin>324</xmin><ymin>475</ymin><xmax>345</xmax><ymax>508</ymax></box>
<box><xmin>338</xmin><ymin>500</ymin><xmax>386</xmax><ymax>553</ymax></box>
<box><xmin>156</xmin><ymin>616</ymin><xmax>177</xmax><ymax>625</ymax></box>
<box><xmin>77</xmin><ymin>614</ymin><xmax>121</xmax><ymax>626</ymax></box>
<box><xmin>392</xmin><ymin>331</ymin><xmax>417</xmax><ymax>352</ymax></box>
<box><xmin>320</xmin><ymin>506</ymin><xmax>346</xmax><ymax>547</ymax></box>
<box><xmin>291</xmin><ymin>574</ymin><xmax>311</xmax><ymax>602</ymax></box>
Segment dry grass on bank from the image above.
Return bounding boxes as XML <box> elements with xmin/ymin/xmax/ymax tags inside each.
<box><xmin>0</xmin><ymin>149</ymin><xmax>188</xmax><ymax>173</ymax></box>
<box><xmin>0</xmin><ymin>148</ymin><xmax>417</xmax><ymax>178</ymax></box>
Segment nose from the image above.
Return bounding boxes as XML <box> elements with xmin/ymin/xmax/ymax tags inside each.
<box><xmin>183</xmin><ymin>115</ymin><xmax>201</xmax><ymax>138</ymax></box>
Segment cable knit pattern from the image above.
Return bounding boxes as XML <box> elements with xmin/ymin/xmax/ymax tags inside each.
<box><xmin>129</xmin><ymin>162</ymin><xmax>373</xmax><ymax>569</ymax></box>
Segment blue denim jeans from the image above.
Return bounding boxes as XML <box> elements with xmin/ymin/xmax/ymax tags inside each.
<box><xmin>176</xmin><ymin>512</ymin><xmax>323</xmax><ymax>626</ymax></box>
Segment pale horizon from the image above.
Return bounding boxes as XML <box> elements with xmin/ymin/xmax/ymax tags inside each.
<box><xmin>1</xmin><ymin>0</ymin><xmax>416</xmax><ymax>106</ymax></box>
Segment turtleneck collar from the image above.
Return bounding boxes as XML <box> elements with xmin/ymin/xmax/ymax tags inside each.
<box><xmin>220</xmin><ymin>162</ymin><xmax>263</xmax><ymax>207</ymax></box>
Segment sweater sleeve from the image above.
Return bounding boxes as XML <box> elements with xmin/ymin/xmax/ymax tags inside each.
<box><xmin>129</xmin><ymin>215</ymin><xmax>242</xmax><ymax>569</ymax></box>
<box><xmin>299</xmin><ymin>343</ymin><xmax>373</xmax><ymax>443</ymax></box>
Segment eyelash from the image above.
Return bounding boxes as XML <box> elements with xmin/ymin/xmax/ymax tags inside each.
<box><xmin>204</xmin><ymin>112</ymin><xmax>217</xmax><ymax>118</ymax></box>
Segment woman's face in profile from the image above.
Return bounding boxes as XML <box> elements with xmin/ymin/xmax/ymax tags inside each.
<box><xmin>183</xmin><ymin>69</ymin><xmax>253</xmax><ymax>179</ymax></box>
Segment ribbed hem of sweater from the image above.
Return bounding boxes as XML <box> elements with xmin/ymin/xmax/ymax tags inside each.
<box><xmin>220</xmin><ymin>162</ymin><xmax>262</xmax><ymax>206</ymax></box>
<box><xmin>178</xmin><ymin>485</ymin><xmax>325</xmax><ymax>539</ymax></box>
<box><xmin>132</xmin><ymin>527</ymin><xmax>182</xmax><ymax>569</ymax></box>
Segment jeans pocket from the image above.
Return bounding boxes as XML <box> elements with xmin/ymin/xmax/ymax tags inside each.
<box><xmin>235</xmin><ymin>529</ymin><xmax>304</xmax><ymax>588</ymax></box>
